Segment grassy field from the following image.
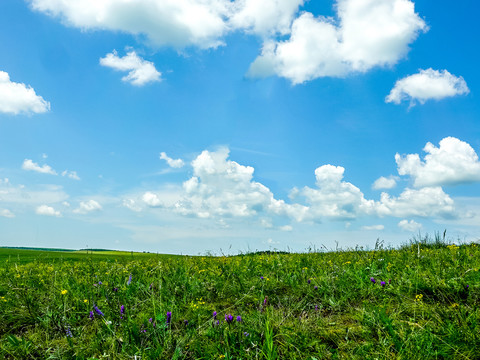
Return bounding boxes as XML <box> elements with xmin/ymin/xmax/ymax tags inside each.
<box><xmin>0</xmin><ymin>234</ymin><xmax>479</xmax><ymax>359</ymax></box>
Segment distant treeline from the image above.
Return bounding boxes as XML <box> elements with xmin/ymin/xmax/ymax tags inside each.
<box><xmin>0</xmin><ymin>246</ymin><xmax>75</xmax><ymax>252</ymax></box>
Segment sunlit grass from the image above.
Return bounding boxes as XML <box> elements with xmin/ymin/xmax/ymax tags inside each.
<box><xmin>0</xmin><ymin>233</ymin><xmax>479</xmax><ymax>359</ymax></box>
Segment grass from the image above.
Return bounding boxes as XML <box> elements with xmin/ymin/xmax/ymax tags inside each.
<box><xmin>0</xmin><ymin>233</ymin><xmax>479</xmax><ymax>359</ymax></box>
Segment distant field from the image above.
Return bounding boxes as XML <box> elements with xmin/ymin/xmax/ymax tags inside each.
<box><xmin>0</xmin><ymin>247</ymin><xmax>172</xmax><ymax>263</ymax></box>
<box><xmin>0</xmin><ymin>236</ymin><xmax>479</xmax><ymax>359</ymax></box>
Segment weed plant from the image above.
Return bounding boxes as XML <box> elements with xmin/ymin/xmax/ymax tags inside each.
<box><xmin>0</xmin><ymin>233</ymin><xmax>479</xmax><ymax>359</ymax></box>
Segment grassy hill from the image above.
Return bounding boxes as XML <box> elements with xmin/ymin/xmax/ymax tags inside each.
<box><xmin>0</xmin><ymin>235</ymin><xmax>479</xmax><ymax>359</ymax></box>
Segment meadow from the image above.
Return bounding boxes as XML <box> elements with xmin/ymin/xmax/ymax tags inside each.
<box><xmin>0</xmin><ymin>234</ymin><xmax>479</xmax><ymax>359</ymax></box>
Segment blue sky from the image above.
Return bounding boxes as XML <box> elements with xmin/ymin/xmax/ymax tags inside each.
<box><xmin>1</xmin><ymin>0</ymin><xmax>479</xmax><ymax>254</ymax></box>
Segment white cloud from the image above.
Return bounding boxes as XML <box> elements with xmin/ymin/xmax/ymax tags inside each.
<box><xmin>0</xmin><ymin>209</ymin><xmax>15</xmax><ymax>218</ymax></box>
<box><xmin>299</xmin><ymin>165</ymin><xmax>376</xmax><ymax>220</ymax></box>
<box><xmin>36</xmin><ymin>204</ymin><xmax>61</xmax><ymax>217</ymax></box>
<box><xmin>100</xmin><ymin>50</ymin><xmax>161</xmax><ymax>86</ymax></box>
<box><xmin>395</xmin><ymin>137</ymin><xmax>480</xmax><ymax>187</ymax></box>
<box><xmin>377</xmin><ymin>187</ymin><xmax>456</xmax><ymax>218</ymax></box>
<box><xmin>61</xmin><ymin>170</ymin><xmax>80</xmax><ymax>180</ymax></box>
<box><xmin>362</xmin><ymin>224</ymin><xmax>384</xmax><ymax>230</ymax></box>
<box><xmin>372</xmin><ymin>176</ymin><xmax>397</xmax><ymax>190</ymax></box>
<box><xmin>248</xmin><ymin>0</ymin><xmax>427</xmax><ymax>84</ymax></box>
<box><xmin>142</xmin><ymin>192</ymin><xmax>162</xmax><ymax>207</ymax></box>
<box><xmin>279</xmin><ymin>225</ymin><xmax>293</xmax><ymax>231</ymax></box>
<box><xmin>386</xmin><ymin>69</ymin><xmax>469</xmax><ymax>105</ymax></box>
<box><xmin>398</xmin><ymin>219</ymin><xmax>421</xmax><ymax>232</ymax></box>
<box><xmin>73</xmin><ymin>200</ymin><xmax>102</xmax><ymax>214</ymax></box>
<box><xmin>22</xmin><ymin>159</ymin><xmax>57</xmax><ymax>175</ymax></box>
<box><xmin>160</xmin><ymin>152</ymin><xmax>185</xmax><ymax>168</ymax></box>
<box><xmin>0</xmin><ymin>71</ymin><xmax>50</xmax><ymax>115</ymax></box>
<box><xmin>123</xmin><ymin>198</ymin><xmax>142</xmax><ymax>212</ymax></box>
<box><xmin>28</xmin><ymin>0</ymin><xmax>230</xmax><ymax>49</ymax></box>
<box><xmin>229</xmin><ymin>0</ymin><xmax>304</xmax><ymax>36</ymax></box>
<box><xmin>174</xmin><ymin>147</ymin><xmax>307</xmax><ymax>220</ymax></box>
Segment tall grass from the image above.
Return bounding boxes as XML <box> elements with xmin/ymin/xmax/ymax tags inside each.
<box><xmin>0</xmin><ymin>234</ymin><xmax>479</xmax><ymax>359</ymax></box>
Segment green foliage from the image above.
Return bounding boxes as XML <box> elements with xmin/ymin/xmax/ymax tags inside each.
<box><xmin>0</xmin><ymin>236</ymin><xmax>479</xmax><ymax>359</ymax></box>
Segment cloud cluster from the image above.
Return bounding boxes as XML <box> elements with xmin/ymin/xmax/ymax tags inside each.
<box><xmin>248</xmin><ymin>0</ymin><xmax>427</xmax><ymax>83</ymax></box>
<box><xmin>386</xmin><ymin>68</ymin><xmax>469</xmax><ymax>105</ymax></box>
<box><xmin>131</xmin><ymin>138</ymin><xmax>473</xmax><ymax>228</ymax></box>
<box><xmin>396</xmin><ymin>137</ymin><xmax>480</xmax><ymax>187</ymax></box>
<box><xmin>28</xmin><ymin>0</ymin><xmax>432</xmax><ymax>86</ymax></box>
<box><xmin>173</xmin><ymin>147</ymin><xmax>306</xmax><ymax>220</ymax></box>
<box><xmin>100</xmin><ymin>50</ymin><xmax>162</xmax><ymax>86</ymax></box>
<box><xmin>0</xmin><ymin>71</ymin><xmax>50</xmax><ymax>115</ymax></box>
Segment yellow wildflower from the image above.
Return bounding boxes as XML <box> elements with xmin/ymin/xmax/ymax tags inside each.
<box><xmin>61</xmin><ymin>289</ymin><xmax>68</xmax><ymax>295</ymax></box>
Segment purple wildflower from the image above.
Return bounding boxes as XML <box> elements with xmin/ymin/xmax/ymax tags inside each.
<box><xmin>260</xmin><ymin>276</ymin><xmax>264</xmax><ymax>280</ymax></box>
<box><xmin>113</xmin><ymin>287</ymin><xmax>119</xmax><ymax>292</ymax></box>
<box><xmin>120</xmin><ymin>305</ymin><xmax>125</xmax><ymax>319</ymax></box>
<box><xmin>213</xmin><ymin>311</ymin><xmax>217</xmax><ymax>319</ymax></box>
<box><xmin>236</xmin><ymin>315</ymin><xmax>242</xmax><ymax>322</ymax></box>
<box><xmin>264</xmin><ymin>296</ymin><xmax>268</xmax><ymax>306</ymax></box>
<box><xmin>149</xmin><ymin>318</ymin><xmax>153</xmax><ymax>323</ymax></box>
<box><xmin>370</xmin><ymin>277</ymin><xmax>376</xmax><ymax>284</ymax></box>
<box><xmin>381</xmin><ymin>281</ymin><xmax>386</xmax><ymax>287</ymax></box>
<box><xmin>184</xmin><ymin>320</ymin><xmax>189</xmax><ymax>326</ymax></box>
<box><xmin>388</xmin><ymin>279</ymin><xmax>391</xmax><ymax>284</ymax></box>
<box><xmin>216</xmin><ymin>320</ymin><xmax>220</xmax><ymax>325</ymax></box>
<box><xmin>244</xmin><ymin>332</ymin><xmax>249</xmax><ymax>336</ymax></box>
<box><xmin>89</xmin><ymin>311</ymin><xmax>94</xmax><ymax>320</ymax></box>
<box><xmin>98</xmin><ymin>281</ymin><xmax>102</xmax><ymax>285</ymax></box>
<box><xmin>127</xmin><ymin>274</ymin><xmax>132</xmax><ymax>286</ymax></box>
<box><xmin>315</xmin><ymin>305</ymin><xmax>318</xmax><ymax>311</ymax></box>
<box><xmin>308</xmin><ymin>279</ymin><xmax>311</xmax><ymax>284</ymax></box>
<box><xmin>93</xmin><ymin>305</ymin><xmax>104</xmax><ymax>317</ymax></box>
<box><xmin>466</xmin><ymin>285</ymin><xmax>469</xmax><ymax>289</ymax></box>
<box><xmin>166</xmin><ymin>311</ymin><xmax>172</xmax><ymax>325</ymax></box>
<box><xmin>65</xmin><ymin>326</ymin><xmax>72</xmax><ymax>338</ymax></box>
<box><xmin>225</xmin><ymin>314</ymin><xmax>234</xmax><ymax>324</ymax></box>
<box><xmin>314</xmin><ymin>286</ymin><xmax>318</xmax><ymax>290</ymax></box>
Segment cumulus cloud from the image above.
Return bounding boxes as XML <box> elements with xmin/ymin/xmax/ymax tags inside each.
<box><xmin>248</xmin><ymin>0</ymin><xmax>427</xmax><ymax>84</ymax></box>
<box><xmin>142</xmin><ymin>192</ymin><xmax>162</xmax><ymax>207</ymax></box>
<box><xmin>0</xmin><ymin>71</ymin><xmax>50</xmax><ymax>115</ymax></box>
<box><xmin>376</xmin><ymin>187</ymin><xmax>456</xmax><ymax>218</ymax></box>
<box><xmin>100</xmin><ymin>50</ymin><xmax>161</xmax><ymax>86</ymax></box>
<box><xmin>160</xmin><ymin>152</ymin><xmax>185</xmax><ymax>168</ymax></box>
<box><xmin>22</xmin><ymin>159</ymin><xmax>57</xmax><ymax>175</ymax></box>
<box><xmin>395</xmin><ymin>137</ymin><xmax>480</xmax><ymax>187</ymax></box>
<box><xmin>299</xmin><ymin>165</ymin><xmax>376</xmax><ymax>220</ymax></box>
<box><xmin>174</xmin><ymin>147</ymin><xmax>307</xmax><ymax>220</ymax></box>
<box><xmin>61</xmin><ymin>170</ymin><xmax>80</xmax><ymax>180</ymax></box>
<box><xmin>229</xmin><ymin>0</ymin><xmax>304</xmax><ymax>36</ymax></box>
<box><xmin>73</xmin><ymin>200</ymin><xmax>102</xmax><ymax>214</ymax></box>
<box><xmin>398</xmin><ymin>219</ymin><xmax>421</xmax><ymax>232</ymax></box>
<box><xmin>362</xmin><ymin>224</ymin><xmax>384</xmax><ymax>230</ymax></box>
<box><xmin>28</xmin><ymin>0</ymin><xmax>230</xmax><ymax>49</ymax></box>
<box><xmin>36</xmin><ymin>204</ymin><xmax>61</xmax><ymax>217</ymax></box>
<box><xmin>372</xmin><ymin>176</ymin><xmax>397</xmax><ymax>190</ymax></box>
<box><xmin>0</xmin><ymin>209</ymin><xmax>15</xmax><ymax>218</ymax></box>
<box><xmin>386</xmin><ymin>69</ymin><xmax>469</xmax><ymax>105</ymax></box>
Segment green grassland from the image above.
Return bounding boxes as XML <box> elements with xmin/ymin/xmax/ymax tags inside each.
<box><xmin>0</xmin><ymin>235</ymin><xmax>479</xmax><ymax>359</ymax></box>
